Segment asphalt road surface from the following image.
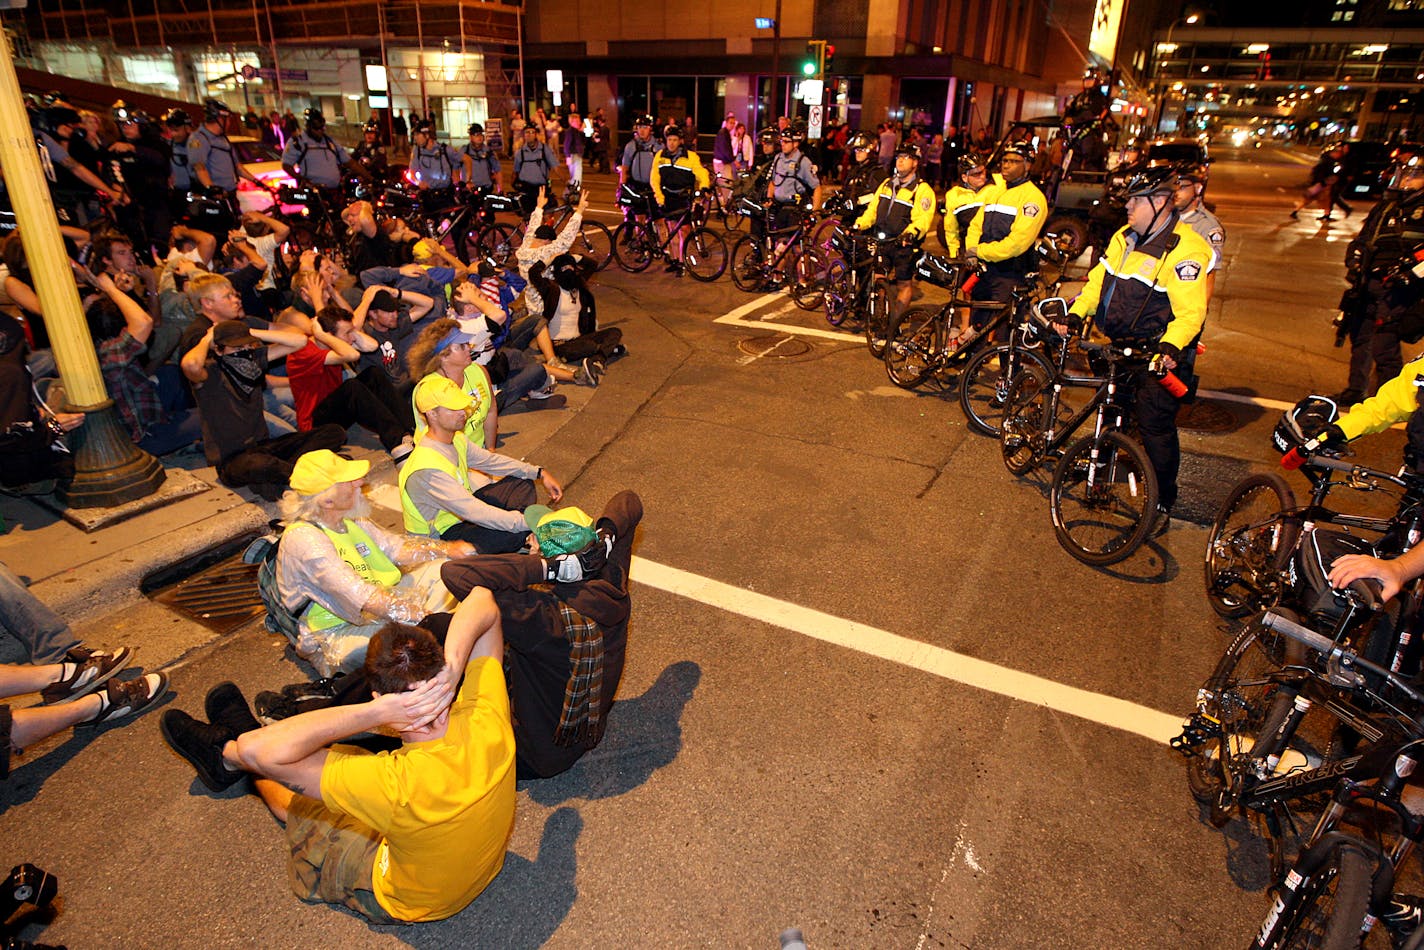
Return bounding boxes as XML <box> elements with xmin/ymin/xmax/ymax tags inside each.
<box><xmin>3</xmin><ymin>144</ymin><xmax>1415</xmax><ymax>949</ymax></box>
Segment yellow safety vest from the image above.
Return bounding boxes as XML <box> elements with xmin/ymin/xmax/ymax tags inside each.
<box><xmin>412</xmin><ymin>366</ymin><xmax>493</xmax><ymax>447</ymax></box>
<box><xmin>287</xmin><ymin>520</ymin><xmax>402</xmax><ymax>631</ymax></box>
<box><xmin>398</xmin><ymin>432</ymin><xmax>471</xmax><ymax>537</ymax></box>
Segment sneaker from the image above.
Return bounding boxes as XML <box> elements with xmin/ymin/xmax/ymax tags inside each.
<box><xmin>205</xmin><ymin>681</ymin><xmax>260</xmax><ymax>737</ymax></box>
<box><xmin>391</xmin><ymin>434</ymin><xmax>415</xmax><ymax>464</ymax></box>
<box><xmin>160</xmin><ymin>709</ymin><xmax>244</xmax><ymax>791</ymax></box>
<box><xmin>1151</xmin><ymin>505</ymin><xmax>1172</xmax><ymax>538</ymax></box>
<box><xmin>589</xmin><ymin>359</ymin><xmax>607</xmax><ymax>382</ymax></box>
<box><xmin>253</xmin><ymin>679</ymin><xmax>340</xmax><ymax>725</ymax></box>
<box><xmin>668</xmin><ymin>261</ymin><xmax>685</xmax><ymax>277</ymax></box>
<box><xmin>608</xmin><ymin>344</ymin><xmax>627</xmax><ymax>360</ymax></box>
<box><xmin>82</xmin><ymin>672</ymin><xmax>169</xmax><ymax>726</ymax></box>
<box><xmin>41</xmin><ymin>646</ymin><xmax>135</xmax><ymax>705</ymax></box>
<box><xmin>573</xmin><ymin>359</ymin><xmax>600</xmax><ymax>387</ymax></box>
<box><xmin>1383</xmin><ymin>895</ymin><xmax>1424</xmax><ymax>936</ymax></box>
<box><xmin>1318</xmin><ymin>215</ymin><xmax>1335</xmax><ymax>222</ymax></box>
<box><xmin>527</xmin><ymin>378</ymin><xmax>557</xmax><ymax>399</ymax></box>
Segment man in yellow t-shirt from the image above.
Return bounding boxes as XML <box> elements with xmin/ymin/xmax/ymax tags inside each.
<box><xmin>160</xmin><ymin>591</ymin><xmax>516</xmax><ymax>923</ymax></box>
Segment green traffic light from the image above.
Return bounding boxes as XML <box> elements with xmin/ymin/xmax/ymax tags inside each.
<box><xmin>802</xmin><ymin>61</ymin><xmax>817</xmax><ymax>76</ymax></box>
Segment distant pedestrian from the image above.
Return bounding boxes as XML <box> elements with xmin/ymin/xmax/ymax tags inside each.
<box><xmin>391</xmin><ymin>109</ymin><xmax>408</xmax><ymax>155</ymax></box>
<box><xmin>562</xmin><ymin>113</ymin><xmax>586</xmax><ymax>188</ymax></box>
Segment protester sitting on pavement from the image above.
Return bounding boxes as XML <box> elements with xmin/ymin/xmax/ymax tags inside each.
<box><xmin>2</xmin><ymin>650</ymin><xmax>166</xmax><ymax>779</ymax></box>
<box><xmin>407</xmin><ymin>318</ymin><xmax>496</xmax><ymax>448</ymax></box>
<box><xmin>88</xmin><ymin>232</ymin><xmax>169</xmax><ymax>362</ymax></box>
<box><xmin>341</xmin><ymin>200</ymin><xmax>419</xmax><ymax>272</ymax></box>
<box><xmin>273</xmin><ymin>302</ymin><xmax>415</xmax><ymax>463</ymax></box>
<box><xmin>399</xmin><ymin>375</ymin><xmax>564</xmax><ymax>553</ymax></box>
<box><xmin>526</xmin><ymin>255</ymin><xmax>626</xmax><ymax>368</ymax></box>
<box><xmin>0</xmin><ymin>560</ymin><xmax>81</xmax><ymax>664</ymax></box>
<box><xmin>180</xmin><ymin>318</ymin><xmax>345</xmax><ymax>500</ymax></box>
<box><xmin>515</xmin><ymin>186</ymin><xmax>588</xmax><ymax>318</ymax></box>
<box><xmin>440</xmin><ymin>490</ymin><xmax>640</xmax><ymax>778</ymax></box>
<box><xmin>273</xmin><ymin>450</ymin><xmax>469</xmax><ymax>676</ymax></box>
<box><xmin>346</xmin><ymin>285</ymin><xmax>436</xmax><ymax>402</ymax></box>
<box><xmin>0</xmin><ymin>313</ymin><xmax>82</xmax><ymax>494</ymax></box>
<box><xmin>83</xmin><ymin>268</ymin><xmax>202</xmax><ymax>456</ymax></box>
<box><xmin>453</xmin><ymin>274</ymin><xmax>596</xmax><ymax>389</ymax></box>
<box><xmin>158</xmin><ymin>602</ymin><xmax>515</xmax><ymax>923</ymax></box>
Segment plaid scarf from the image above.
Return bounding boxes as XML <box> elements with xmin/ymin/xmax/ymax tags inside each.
<box><xmin>554</xmin><ymin>599</ymin><xmax>607</xmax><ymax>746</ymax></box>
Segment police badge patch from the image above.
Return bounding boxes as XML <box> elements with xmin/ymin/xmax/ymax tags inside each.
<box><xmin>1209</xmin><ymin>230</ymin><xmax>1224</xmax><ymax>245</ymax></box>
<box><xmin>1175</xmin><ymin>260</ymin><xmax>1202</xmax><ymax>281</ymax></box>
<box><xmin>1024</xmin><ymin>203</ymin><xmax>1041</xmax><ymax>218</ymax></box>
<box><xmin>920</xmin><ymin>196</ymin><xmax>933</xmax><ymax>210</ymax></box>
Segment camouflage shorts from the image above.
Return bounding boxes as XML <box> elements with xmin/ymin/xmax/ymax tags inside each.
<box><xmin>285</xmin><ymin>794</ymin><xmax>398</xmax><ymax>923</ymax></box>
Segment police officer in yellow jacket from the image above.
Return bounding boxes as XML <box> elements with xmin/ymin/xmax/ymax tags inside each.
<box><xmin>939</xmin><ymin>153</ymin><xmax>990</xmax><ymax>257</ymax></box>
<box><xmin>1067</xmin><ymin>166</ymin><xmax>1213</xmax><ymax>533</ymax></box>
<box><xmin>855</xmin><ymin>144</ymin><xmax>937</xmax><ymax>320</ymax></box>
<box><xmin>650</xmin><ymin>125</ymin><xmax>710</xmax><ymax>276</ymax></box>
<box><xmin>966</xmin><ymin>142</ymin><xmax>1048</xmax><ymax>331</ymax></box>
<box><xmin>1311</xmin><ymin>353</ymin><xmax>1424</xmax><ymax>469</ymax></box>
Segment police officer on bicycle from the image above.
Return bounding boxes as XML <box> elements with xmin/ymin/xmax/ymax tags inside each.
<box><xmin>409</xmin><ymin>119</ymin><xmax>465</xmax><ymax>215</ymax></box>
<box><xmin>839</xmin><ymin>130</ymin><xmax>889</xmax><ymax>226</ymax></box>
<box><xmin>462</xmin><ymin>123</ymin><xmax>503</xmax><ymax>194</ymax></box>
<box><xmin>939</xmin><ymin>154</ymin><xmax>990</xmax><ymax>257</ymax></box>
<box><xmin>189</xmin><ymin>98</ymin><xmax>262</xmax><ymax>234</ymax></box>
<box><xmin>1064</xmin><ymin>166</ymin><xmax>1213</xmax><ymax>535</ymax></box>
<box><xmin>513</xmin><ymin>124</ymin><xmax>559</xmax><ymax>217</ymax></box>
<box><xmin>965</xmin><ymin>141</ymin><xmax>1048</xmax><ymax>331</ymax></box>
<box><xmin>352</xmin><ymin>120</ymin><xmax>388</xmax><ymax>176</ymax></box>
<box><xmin>650</xmin><ymin>124</ymin><xmax>710</xmax><ymax>276</ymax></box>
<box><xmin>618</xmin><ymin>114</ymin><xmax>661</xmax><ymax>228</ymax></box>
<box><xmin>766</xmin><ymin>126</ymin><xmax>821</xmax><ymax>229</ymax></box>
<box><xmin>281</xmin><ymin>108</ymin><xmax>365</xmax><ymax>194</ymax></box>
<box><xmin>854</xmin><ymin>143</ymin><xmax>935</xmax><ymax>322</ymax></box>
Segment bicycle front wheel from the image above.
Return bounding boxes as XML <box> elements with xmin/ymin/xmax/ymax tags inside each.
<box><xmin>1049</xmin><ymin>431</ymin><xmax>1158</xmax><ymax>566</ymax></box>
<box><xmin>1272</xmin><ymin>841</ymin><xmax>1373</xmax><ymax>950</ymax></box>
<box><xmin>612</xmin><ymin>222</ymin><xmax>653</xmax><ymax>272</ymax></box>
<box><xmin>790</xmin><ymin>247</ymin><xmax>828</xmax><ymax>310</ymax></box>
<box><xmin>722</xmin><ymin>202</ymin><xmax>745</xmax><ymax>231</ymax></box>
<box><xmin>573</xmin><ymin>221</ymin><xmax>614</xmax><ymax>271</ymax></box>
<box><xmin>472</xmin><ymin>223</ymin><xmax>514</xmax><ymax>264</ymax></box>
<box><xmin>683</xmin><ymin>227</ymin><xmax>729</xmax><ymax>282</ymax></box>
<box><xmin>729</xmin><ymin>235</ymin><xmax>764</xmax><ymax>292</ymax></box>
<box><xmin>959</xmin><ymin>344</ymin><xmax>1052</xmax><ymax>438</ymax></box>
<box><xmin>1000</xmin><ymin>370</ymin><xmax>1052</xmax><ymax>476</ymax></box>
<box><xmin>883</xmin><ymin>307</ymin><xmax>939</xmax><ymax>389</ymax></box>
<box><xmin>864</xmin><ymin>281</ymin><xmax>892</xmax><ymax>358</ymax></box>
<box><xmin>1205</xmin><ymin>473</ymin><xmax>1299</xmax><ymax>619</ymax></box>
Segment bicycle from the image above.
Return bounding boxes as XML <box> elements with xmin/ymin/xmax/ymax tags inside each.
<box><xmin>1205</xmin><ymin>451</ymin><xmax>1424</xmax><ymax>620</ymax></box>
<box><xmin>728</xmin><ymin>202</ymin><xmax>828</xmax><ymax>311</ymax></box>
<box><xmin>956</xmin><ymin>295</ymin><xmax>1076</xmax><ymax>437</ymax></box>
<box><xmin>999</xmin><ymin>338</ymin><xmax>1161</xmax><ymax>565</ymax></box>
<box><xmin>882</xmin><ymin>253</ymin><xmax>1019</xmax><ymax>384</ymax></box>
<box><xmin>475</xmin><ymin>186</ymin><xmax>614</xmax><ymax>272</ymax></box>
<box><xmin>691</xmin><ymin>175</ymin><xmax>746</xmax><ymax>231</ymax></box>
<box><xmin>1175</xmin><ymin>609</ymin><xmax>1424</xmax><ymax>950</ymax></box>
<box><xmin>610</xmin><ymin>194</ymin><xmax>729</xmax><ymax>281</ymax></box>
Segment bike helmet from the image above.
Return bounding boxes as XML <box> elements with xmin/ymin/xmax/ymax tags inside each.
<box><xmin>1115</xmin><ymin>165</ymin><xmax>1178</xmax><ymax>200</ymax></box>
<box><xmin>467</xmin><ymin>122</ymin><xmax>484</xmax><ymax>136</ymax></box>
<box><xmin>43</xmin><ymin>106</ymin><xmax>81</xmax><ymax>131</ymax></box>
<box><xmin>958</xmin><ymin>153</ymin><xmax>987</xmax><ymax>176</ymax></box>
<box><xmin>1387</xmin><ymin>154</ymin><xmax>1424</xmax><ymax>190</ymax></box>
<box><xmin>164</xmin><ymin>107</ymin><xmax>192</xmax><ymax>129</ymax></box>
<box><xmin>779</xmin><ymin>126</ymin><xmax>803</xmax><ymax>143</ymax></box>
<box><xmin>112</xmin><ymin>100</ymin><xmax>148</xmax><ymax>124</ymax></box>
<box><xmin>1001</xmin><ymin>141</ymin><xmax>1036</xmax><ymax>162</ymax></box>
<box><xmin>758</xmin><ymin>127</ymin><xmax>778</xmax><ymax>146</ymax></box>
<box><xmin>847</xmin><ymin>131</ymin><xmax>876</xmax><ymax>152</ymax></box>
<box><xmin>663</xmin><ymin>124</ymin><xmax>683</xmax><ymax>139</ymax></box>
<box><xmin>202</xmin><ymin>98</ymin><xmax>231</xmax><ymax>122</ymax></box>
<box><xmin>633</xmin><ymin>114</ymin><xmax>655</xmax><ymax>129</ymax></box>
<box><xmin>1271</xmin><ymin>395</ymin><xmax>1341</xmax><ymax>456</ymax></box>
<box><xmin>304</xmin><ymin>108</ymin><xmax>326</xmax><ymax>131</ymax></box>
<box><xmin>362</xmin><ymin>119</ymin><xmax>380</xmax><ymax>133</ymax></box>
<box><xmin>413</xmin><ymin>118</ymin><xmax>436</xmax><ymax>136</ymax></box>
<box><xmin>1174</xmin><ymin>161</ymin><xmax>1208</xmax><ymax>185</ymax></box>
<box><xmin>894</xmin><ymin>143</ymin><xmax>921</xmax><ymax>161</ymax></box>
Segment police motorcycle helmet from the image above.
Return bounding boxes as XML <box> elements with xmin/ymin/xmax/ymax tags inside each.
<box><xmin>164</xmin><ymin>108</ymin><xmax>192</xmax><ymax>129</ymax></box>
<box><xmin>304</xmin><ymin>108</ymin><xmax>326</xmax><ymax>132</ymax></box>
<box><xmin>1271</xmin><ymin>395</ymin><xmax>1341</xmax><ymax>457</ymax></box>
<box><xmin>202</xmin><ymin>98</ymin><xmax>231</xmax><ymax>123</ymax></box>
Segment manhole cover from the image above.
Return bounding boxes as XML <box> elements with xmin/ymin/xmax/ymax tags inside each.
<box><xmin>1179</xmin><ymin>400</ymin><xmax>1238</xmax><ymax>433</ymax></box>
<box><xmin>145</xmin><ymin>534</ymin><xmax>267</xmax><ymax>635</ymax></box>
<box><xmin>736</xmin><ymin>335</ymin><xmax>813</xmax><ymax>359</ymax></box>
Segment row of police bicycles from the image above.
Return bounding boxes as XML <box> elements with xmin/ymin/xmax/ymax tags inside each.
<box><xmin>1168</xmin><ymin>388</ymin><xmax>1424</xmax><ymax>947</ymax></box>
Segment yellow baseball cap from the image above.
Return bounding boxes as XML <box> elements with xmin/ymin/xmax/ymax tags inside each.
<box><xmin>288</xmin><ymin>450</ymin><xmax>370</xmax><ymax>495</ymax></box>
<box><xmin>414</xmin><ymin>374</ymin><xmax>477</xmax><ymax>414</ymax></box>
<box><xmin>412</xmin><ymin>238</ymin><xmax>440</xmax><ymax>262</ymax></box>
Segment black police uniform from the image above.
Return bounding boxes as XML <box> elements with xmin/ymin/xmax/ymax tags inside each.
<box><xmin>1338</xmin><ymin>188</ymin><xmax>1424</xmax><ymax>401</ymax></box>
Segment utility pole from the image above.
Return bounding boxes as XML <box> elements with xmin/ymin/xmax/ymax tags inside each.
<box><xmin>770</xmin><ymin>0</ymin><xmax>782</xmax><ymax>124</ymax></box>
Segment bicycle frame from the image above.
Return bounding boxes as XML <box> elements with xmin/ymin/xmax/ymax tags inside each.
<box><xmin>630</xmin><ymin>204</ymin><xmax>699</xmax><ymax>259</ymax></box>
<box><xmin>1024</xmin><ymin>346</ymin><xmax>1138</xmax><ymax>462</ymax></box>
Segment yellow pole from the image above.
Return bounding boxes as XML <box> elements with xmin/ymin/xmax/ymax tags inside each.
<box><xmin>0</xmin><ymin>28</ymin><xmax>164</xmax><ymax>507</ymax></box>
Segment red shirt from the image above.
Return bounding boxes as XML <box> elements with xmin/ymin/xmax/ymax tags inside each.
<box><xmin>284</xmin><ymin>340</ymin><xmax>343</xmax><ymax>431</ymax></box>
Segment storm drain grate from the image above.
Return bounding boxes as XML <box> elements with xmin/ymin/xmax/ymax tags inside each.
<box><xmin>144</xmin><ymin>534</ymin><xmax>266</xmax><ymax>635</ymax></box>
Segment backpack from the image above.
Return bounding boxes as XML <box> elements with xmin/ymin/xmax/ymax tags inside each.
<box><xmin>244</xmin><ymin>526</ymin><xmax>308</xmax><ymax>646</ymax></box>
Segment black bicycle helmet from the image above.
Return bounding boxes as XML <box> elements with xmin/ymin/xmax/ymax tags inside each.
<box><xmin>467</xmin><ymin>122</ymin><xmax>484</xmax><ymax>136</ymax></box>
<box><xmin>164</xmin><ymin>107</ymin><xmax>192</xmax><ymax>129</ymax></box>
<box><xmin>1001</xmin><ymin>141</ymin><xmax>1036</xmax><ymax>162</ymax></box>
<box><xmin>413</xmin><ymin>119</ymin><xmax>436</xmax><ymax>136</ymax></box>
<box><xmin>633</xmin><ymin>113</ymin><xmax>655</xmax><ymax>129</ymax></box>
<box><xmin>1115</xmin><ymin>165</ymin><xmax>1178</xmax><ymax>200</ymax></box>
<box><xmin>1174</xmin><ymin>161</ymin><xmax>1208</xmax><ymax>185</ymax></box>
<box><xmin>202</xmin><ymin>98</ymin><xmax>231</xmax><ymax>122</ymax></box>
<box><xmin>1272</xmin><ymin>396</ymin><xmax>1341</xmax><ymax>456</ymax></box>
<box><xmin>758</xmin><ymin>127</ymin><xmax>778</xmax><ymax>146</ymax></box>
<box><xmin>304</xmin><ymin>108</ymin><xmax>326</xmax><ymax>131</ymax></box>
<box><xmin>779</xmin><ymin>126</ymin><xmax>803</xmax><ymax>143</ymax></box>
<box><xmin>895</xmin><ymin>143</ymin><xmax>921</xmax><ymax>161</ymax></box>
<box><xmin>958</xmin><ymin>153</ymin><xmax>987</xmax><ymax>176</ymax></box>
<box><xmin>846</xmin><ymin>131</ymin><xmax>876</xmax><ymax>152</ymax></box>
<box><xmin>43</xmin><ymin>106</ymin><xmax>81</xmax><ymax>130</ymax></box>
<box><xmin>663</xmin><ymin>124</ymin><xmax>683</xmax><ymax>139</ymax></box>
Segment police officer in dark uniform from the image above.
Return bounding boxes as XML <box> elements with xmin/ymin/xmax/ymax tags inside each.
<box><xmin>462</xmin><ymin>123</ymin><xmax>502</xmax><ymax>194</ymax></box>
<box><xmin>352</xmin><ymin>120</ymin><xmax>388</xmax><ymax>176</ymax></box>
<box><xmin>189</xmin><ymin>98</ymin><xmax>260</xmax><ymax>235</ymax></box>
<box><xmin>108</xmin><ymin>102</ymin><xmax>172</xmax><ymax>253</ymax></box>
<box><xmin>1334</xmin><ymin>155</ymin><xmax>1424</xmax><ymax>405</ymax></box>
<box><xmin>165</xmin><ymin>108</ymin><xmax>194</xmax><ymax>225</ymax></box>
<box><xmin>408</xmin><ymin>119</ymin><xmax>464</xmax><ymax>216</ymax></box>
<box><xmin>618</xmin><ymin>114</ymin><xmax>661</xmax><ymax>226</ymax></box>
<box><xmin>513</xmin><ymin>124</ymin><xmax>559</xmax><ymax>217</ymax></box>
<box><xmin>838</xmin><ymin>130</ymin><xmax>889</xmax><ymax>227</ymax></box>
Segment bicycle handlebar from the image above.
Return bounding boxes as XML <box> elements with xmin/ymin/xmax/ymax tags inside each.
<box><xmin>1262</xmin><ymin>608</ymin><xmax>1423</xmax><ymax>707</ymax></box>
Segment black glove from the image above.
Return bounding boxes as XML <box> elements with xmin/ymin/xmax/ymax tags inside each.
<box><xmin>1158</xmin><ymin>341</ymin><xmax>1182</xmax><ymax>361</ymax></box>
<box><xmin>1148</xmin><ymin>341</ymin><xmax>1182</xmax><ymax>375</ymax></box>
<box><xmin>1315</xmin><ymin>423</ymin><xmax>1348</xmax><ymax>449</ymax></box>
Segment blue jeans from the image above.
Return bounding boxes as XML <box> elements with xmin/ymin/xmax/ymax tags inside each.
<box><xmin>505</xmin><ymin>314</ymin><xmax>548</xmax><ymax>353</ymax></box>
<box><xmin>0</xmin><ymin>560</ymin><xmax>78</xmax><ymax>663</ymax></box>
<box><xmin>494</xmin><ymin>350</ymin><xmax>549</xmax><ymax>410</ymax></box>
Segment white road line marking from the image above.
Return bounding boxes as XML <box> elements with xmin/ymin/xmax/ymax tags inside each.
<box><xmin>630</xmin><ymin>556</ymin><xmax>1185</xmax><ymax>746</ymax></box>
<box><xmin>758</xmin><ymin>302</ymin><xmax>800</xmax><ymax>323</ymax></box>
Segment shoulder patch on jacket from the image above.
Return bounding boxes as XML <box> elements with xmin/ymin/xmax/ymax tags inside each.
<box><xmin>1023</xmin><ymin>203</ymin><xmax>1041</xmax><ymax>218</ymax></box>
<box><xmin>1175</xmin><ymin>260</ymin><xmax>1202</xmax><ymax>282</ymax></box>
<box><xmin>1208</xmin><ymin>229</ymin><xmax>1225</xmax><ymax>245</ymax></box>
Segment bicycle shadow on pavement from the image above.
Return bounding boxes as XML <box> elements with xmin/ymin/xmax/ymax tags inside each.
<box><xmin>523</xmin><ymin>660</ymin><xmax>702</xmax><ymax>807</ymax></box>
<box><xmin>1191</xmin><ymin>802</ymin><xmax>1274</xmax><ymax>892</ymax></box>
<box><xmin>384</xmin><ymin>806</ymin><xmax>583</xmax><ymax>949</ymax></box>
